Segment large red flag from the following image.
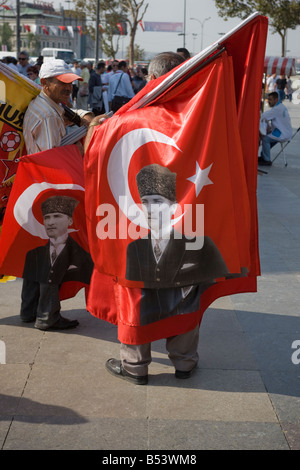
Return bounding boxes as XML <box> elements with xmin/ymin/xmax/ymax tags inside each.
<box><xmin>0</xmin><ymin>145</ymin><xmax>93</xmax><ymax>300</ymax></box>
<box><xmin>85</xmin><ymin>14</ymin><xmax>268</xmax><ymax>344</ymax></box>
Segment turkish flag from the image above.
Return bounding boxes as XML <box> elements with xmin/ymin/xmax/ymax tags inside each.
<box><xmin>85</xmin><ymin>14</ymin><xmax>268</xmax><ymax>344</ymax></box>
<box><xmin>41</xmin><ymin>25</ymin><xmax>49</xmax><ymax>35</ymax></box>
<box><xmin>86</xmin><ymin>52</ymin><xmax>250</xmax><ymax>286</ymax></box>
<box><xmin>0</xmin><ymin>145</ymin><xmax>93</xmax><ymax>300</ymax></box>
<box><xmin>116</xmin><ymin>23</ymin><xmax>124</xmax><ymax>35</ymax></box>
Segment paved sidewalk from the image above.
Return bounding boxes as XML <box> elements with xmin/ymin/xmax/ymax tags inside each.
<box><xmin>0</xmin><ymin>101</ymin><xmax>299</xmax><ymax>451</ymax></box>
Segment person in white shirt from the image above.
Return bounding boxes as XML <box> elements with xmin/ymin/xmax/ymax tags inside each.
<box><xmin>266</xmin><ymin>73</ymin><xmax>278</xmax><ymax>93</ymax></box>
<box><xmin>258</xmin><ymin>91</ymin><xmax>293</xmax><ymax>166</ymax></box>
<box><xmin>107</xmin><ymin>60</ymin><xmax>119</xmax><ymax>78</ymax></box>
<box><xmin>108</xmin><ymin>60</ymin><xmax>134</xmax><ymax>112</ymax></box>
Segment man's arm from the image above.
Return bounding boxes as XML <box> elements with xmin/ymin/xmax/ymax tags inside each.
<box><xmin>83</xmin><ymin>113</ymin><xmax>112</xmax><ymax>152</ymax></box>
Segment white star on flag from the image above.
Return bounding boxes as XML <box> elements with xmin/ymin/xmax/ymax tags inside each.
<box><xmin>187</xmin><ymin>162</ymin><xmax>213</xmax><ymax>197</ymax></box>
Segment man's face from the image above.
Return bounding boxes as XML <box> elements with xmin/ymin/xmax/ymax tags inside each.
<box><xmin>42</xmin><ymin>77</ymin><xmax>73</xmax><ymax>104</ymax></box>
<box><xmin>19</xmin><ymin>54</ymin><xmax>29</xmax><ymax>66</ymax></box>
<box><xmin>43</xmin><ymin>212</ymin><xmax>72</xmax><ymax>239</ymax></box>
<box><xmin>268</xmin><ymin>95</ymin><xmax>278</xmax><ymax>108</ymax></box>
<box><xmin>141</xmin><ymin>194</ymin><xmax>177</xmax><ymax>236</ymax></box>
<box><xmin>112</xmin><ymin>61</ymin><xmax>119</xmax><ymax>72</ymax></box>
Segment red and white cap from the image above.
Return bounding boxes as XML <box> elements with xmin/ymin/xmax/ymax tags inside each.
<box><xmin>39</xmin><ymin>59</ymin><xmax>83</xmax><ymax>83</ymax></box>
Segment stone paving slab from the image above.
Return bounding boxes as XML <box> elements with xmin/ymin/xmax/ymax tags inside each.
<box><xmin>1</xmin><ymin>418</ymin><xmax>290</xmax><ymax>451</ymax></box>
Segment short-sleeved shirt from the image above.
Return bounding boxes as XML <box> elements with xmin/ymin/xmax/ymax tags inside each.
<box><xmin>23</xmin><ymin>91</ymin><xmax>66</xmax><ymax>154</ymax></box>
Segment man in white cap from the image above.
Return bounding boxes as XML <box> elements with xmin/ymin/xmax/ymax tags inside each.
<box><xmin>23</xmin><ymin>59</ymin><xmax>95</xmax><ymax>155</ymax></box>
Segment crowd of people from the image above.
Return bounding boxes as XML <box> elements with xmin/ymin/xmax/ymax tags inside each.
<box><xmin>265</xmin><ymin>72</ymin><xmax>294</xmax><ymax>102</ymax></box>
<box><xmin>69</xmin><ymin>58</ymin><xmax>149</xmax><ymax>114</ymax></box>
<box><xmin>1</xmin><ymin>51</ymin><xmax>149</xmax><ymax>115</ymax></box>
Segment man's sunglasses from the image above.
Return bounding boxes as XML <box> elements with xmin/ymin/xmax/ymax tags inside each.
<box><xmin>19</xmin><ymin>57</ymin><xmax>27</xmax><ymax>60</ymax></box>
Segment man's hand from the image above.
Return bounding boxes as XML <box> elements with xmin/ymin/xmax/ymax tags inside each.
<box><xmin>84</xmin><ymin>114</ymin><xmax>109</xmax><ymax>153</ymax></box>
<box><xmin>80</xmin><ymin>112</ymin><xmax>94</xmax><ymax>127</ymax></box>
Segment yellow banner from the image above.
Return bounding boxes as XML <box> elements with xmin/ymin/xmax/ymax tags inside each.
<box><xmin>0</xmin><ymin>64</ymin><xmax>40</xmax><ymax>279</ymax></box>
<box><xmin>0</xmin><ymin>64</ymin><xmax>40</xmax><ymax>183</ymax></box>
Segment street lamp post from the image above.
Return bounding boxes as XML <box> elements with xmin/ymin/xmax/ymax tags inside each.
<box><xmin>95</xmin><ymin>0</ymin><xmax>100</xmax><ymax>63</ymax></box>
<box><xmin>190</xmin><ymin>16</ymin><xmax>211</xmax><ymax>51</ymax></box>
<box><xmin>192</xmin><ymin>33</ymin><xmax>198</xmax><ymax>55</ymax></box>
<box><xmin>16</xmin><ymin>0</ymin><xmax>20</xmax><ymax>57</ymax></box>
<box><xmin>183</xmin><ymin>0</ymin><xmax>186</xmax><ymax>48</ymax></box>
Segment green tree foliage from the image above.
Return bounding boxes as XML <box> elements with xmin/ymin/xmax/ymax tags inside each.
<box><xmin>126</xmin><ymin>43</ymin><xmax>145</xmax><ymax>61</ymax></box>
<box><xmin>120</xmin><ymin>0</ymin><xmax>148</xmax><ymax>66</ymax></box>
<box><xmin>73</xmin><ymin>0</ymin><xmax>148</xmax><ymax>64</ymax></box>
<box><xmin>26</xmin><ymin>32</ymin><xmax>41</xmax><ymax>56</ymax></box>
<box><xmin>73</xmin><ymin>0</ymin><xmax>126</xmax><ymax>58</ymax></box>
<box><xmin>214</xmin><ymin>0</ymin><xmax>300</xmax><ymax>56</ymax></box>
<box><xmin>0</xmin><ymin>23</ymin><xmax>13</xmax><ymax>51</ymax></box>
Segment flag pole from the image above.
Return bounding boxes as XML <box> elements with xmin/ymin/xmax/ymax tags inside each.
<box><xmin>95</xmin><ymin>0</ymin><xmax>100</xmax><ymax>64</ymax></box>
<box><xmin>16</xmin><ymin>0</ymin><xmax>20</xmax><ymax>58</ymax></box>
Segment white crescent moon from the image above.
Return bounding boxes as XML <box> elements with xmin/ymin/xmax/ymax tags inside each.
<box><xmin>13</xmin><ymin>182</ymin><xmax>85</xmax><ymax>239</ymax></box>
<box><xmin>107</xmin><ymin>128</ymin><xmax>183</xmax><ymax>229</ymax></box>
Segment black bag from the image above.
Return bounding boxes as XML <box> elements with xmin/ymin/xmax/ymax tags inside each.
<box><xmin>91</xmin><ymin>85</ymin><xmax>103</xmax><ymax>108</ymax></box>
<box><xmin>111</xmin><ymin>73</ymin><xmax>131</xmax><ymax>112</ymax></box>
<box><xmin>111</xmin><ymin>95</ymin><xmax>131</xmax><ymax>112</ymax></box>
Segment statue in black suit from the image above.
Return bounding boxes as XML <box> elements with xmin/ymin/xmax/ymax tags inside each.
<box><xmin>20</xmin><ymin>195</ymin><xmax>93</xmax><ymax>330</ymax></box>
<box><xmin>125</xmin><ymin>164</ymin><xmax>229</xmax><ymax>325</ymax></box>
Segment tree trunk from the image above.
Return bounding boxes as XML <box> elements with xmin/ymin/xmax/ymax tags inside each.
<box><xmin>279</xmin><ymin>28</ymin><xmax>287</xmax><ymax>57</ymax></box>
<box><xmin>128</xmin><ymin>24</ymin><xmax>137</xmax><ymax>67</ymax></box>
<box><xmin>281</xmin><ymin>33</ymin><xmax>285</xmax><ymax>57</ymax></box>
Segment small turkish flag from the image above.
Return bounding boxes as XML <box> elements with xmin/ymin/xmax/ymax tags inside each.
<box><xmin>0</xmin><ymin>145</ymin><xmax>93</xmax><ymax>301</ymax></box>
